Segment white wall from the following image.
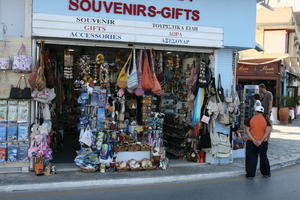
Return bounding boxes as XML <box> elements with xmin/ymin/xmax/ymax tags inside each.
<box><xmin>0</xmin><ymin>0</ymin><xmax>31</xmax><ymax>99</ymax></box>
<box><xmin>0</xmin><ymin>0</ymin><xmax>26</xmax><ymax>37</ymax></box>
<box><xmin>263</xmin><ymin>30</ymin><xmax>287</xmax><ymax>54</ymax></box>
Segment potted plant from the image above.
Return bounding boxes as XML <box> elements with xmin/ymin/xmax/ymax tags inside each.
<box><xmin>279</xmin><ymin>96</ymin><xmax>295</xmax><ymax>123</ymax></box>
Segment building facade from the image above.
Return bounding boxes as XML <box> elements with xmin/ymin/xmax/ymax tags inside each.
<box><xmin>0</xmin><ymin>0</ymin><xmax>258</xmax><ymax>172</ymax></box>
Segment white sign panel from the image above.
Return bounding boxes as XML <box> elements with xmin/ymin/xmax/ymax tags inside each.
<box><xmin>33</xmin><ymin>13</ymin><xmax>223</xmax><ymax>48</ymax></box>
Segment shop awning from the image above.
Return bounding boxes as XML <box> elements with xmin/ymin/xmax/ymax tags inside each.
<box><xmin>238</xmin><ymin>57</ymin><xmax>287</xmax><ymax>65</ymax></box>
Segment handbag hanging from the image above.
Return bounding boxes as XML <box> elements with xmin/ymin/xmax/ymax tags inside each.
<box><xmin>198</xmin><ymin>60</ymin><xmax>209</xmax><ymax>88</ymax></box>
<box><xmin>134</xmin><ymin>50</ymin><xmax>145</xmax><ymax>96</ymax></box>
<box><xmin>0</xmin><ymin>43</ymin><xmax>11</xmax><ymax>70</ymax></box>
<box><xmin>217</xmin><ymin>74</ymin><xmax>225</xmax><ymax>102</ymax></box>
<box><xmin>141</xmin><ymin>49</ymin><xmax>154</xmax><ymax>91</ymax></box>
<box><xmin>150</xmin><ymin>49</ymin><xmax>163</xmax><ymax>96</ymax></box>
<box><xmin>12</xmin><ymin>43</ymin><xmax>32</xmax><ymax>72</ymax></box>
<box><xmin>0</xmin><ymin>58</ymin><xmax>10</xmax><ymax>70</ymax></box>
<box><xmin>127</xmin><ymin>48</ymin><xmax>139</xmax><ymax>90</ymax></box>
<box><xmin>117</xmin><ymin>51</ymin><xmax>132</xmax><ymax>89</ymax></box>
<box><xmin>192</xmin><ymin>88</ymin><xmax>205</xmax><ymax>127</ymax></box>
<box><xmin>35</xmin><ymin>41</ymin><xmax>47</xmax><ymax>91</ymax></box>
<box><xmin>9</xmin><ymin>75</ymin><xmax>31</xmax><ymax>99</ymax></box>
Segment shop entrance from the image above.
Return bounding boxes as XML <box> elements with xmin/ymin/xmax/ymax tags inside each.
<box><xmin>41</xmin><ymin>43</ymin><xmax>212</xmax><ymax>167</ymax></box>
<box><xmin>237</xmin><ymin>79</ymin><xmax>278</xmax><ymax>106</ymax></box>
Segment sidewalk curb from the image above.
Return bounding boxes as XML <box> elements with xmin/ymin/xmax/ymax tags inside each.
<box><xmin>0</xmin><ymin>170</ymin><xmax>245</xmax><ymax>193</ymax></box>
<box><xmin>1</xmin><ymin>158</ymin><xmax>300</xmax><ymax>193</ymax></box>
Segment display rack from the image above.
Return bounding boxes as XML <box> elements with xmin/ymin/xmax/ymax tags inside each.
<box><xmin>0</xmin><ymin>99</ymin><xmax>31</xmax><ymax>170</ymax></box>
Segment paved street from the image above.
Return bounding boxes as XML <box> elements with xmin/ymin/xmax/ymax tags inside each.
<box><xmin>268</xmin><ymin>119</ymin><xmax>300</xmax><ymax>167</ymax></box>
<box><xmin>1</xmin><ymin>163</ymin><xmax>300</xmax><ymax>200</ymax></box>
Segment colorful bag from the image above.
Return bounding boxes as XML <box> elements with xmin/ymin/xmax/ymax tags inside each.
<box><xmin>127</xmin><ymin>48</ymin><xmax>139</xmax><ymax>90</ymax></box>
<box><xmin>0</xmin><ymin>58</ymin><xmax>10</xmax><ymax>70</ymax></box>
<box><xmin>12</xmin><ymin>43</ymin><xmax>32</xmax><ymax>72</ymax></box>
<box><xmin>0</xmin><ymin>42</ymin><xmax>11</xmax><ymax>70</ymax></box>
<box><xmin>134</xmin><ymin>50</ymin><xmax>145</xmax><ymax>96</ymax></box>
<box><xmin>28</xmin><ymin>41</ymin><xmax>45</xmax><ymax>89</ymax></box>
<box><xmin>150</xmin><ymin>50</ymin><xmax>163</xmax><ymax>96</ymax></box>
<box><xmin>117</xmin><ymin>52</ymin><xmax>132</xmax><ymax>89</ymax></box>
<box><xmin>141</xmin><ymin>50</ymin><xmax>154</xmax><ymax>91</ymax></box>
<box><xmin>35</xmin><ymin>64</ymin><xmax>46</xmax><ymax>91</ymax></box>
<box><xmin>28</xmin><ymin>139</ymin><xmax>38</xmax><ymax>158</ymax></box>
<box><xmin>192</xmin><ymin>88</ymin><xmax>205</xmax><ymax>127</ymax></box>
<box><xmin>28</xmin><ymin>66</ymin><xmax>39</xmax><ymax>89</ymax></box>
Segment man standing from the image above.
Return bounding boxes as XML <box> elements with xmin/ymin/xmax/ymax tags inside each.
<box><xmin>245</xmin><ymin>106</ymin><xmax>272</xmax><ymax>179</ymax></box>
<box><xmin>259</xmin><ymin>83</ymin><xmax>273</xmax><ymax>119</ymax></box>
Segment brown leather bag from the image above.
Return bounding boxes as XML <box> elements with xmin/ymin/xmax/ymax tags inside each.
<box><xmin>35</xmin><ymin>42</ymin><xmax>47</xmax><ymax>91</ymax></box>
<box><xmin>35</xmin><ymin>63</ymin><xmax>46</xmax><ymax>91</ymax></box>
<box><xmin>141</xmin><ymin>50</ymin><xmax>154</xmax><ymax>91</ymax></box>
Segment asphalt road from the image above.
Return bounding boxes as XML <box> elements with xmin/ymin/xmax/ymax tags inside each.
<box><xmin>1</xmin><ymin>164</ymin><xmax>300</xmax><ymax>200</ymax></box>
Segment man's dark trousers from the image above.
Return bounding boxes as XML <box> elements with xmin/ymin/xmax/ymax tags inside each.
<box><xmin>246</xmin><ymin>141</ymin><xmax>271</xmax><ymax>177</ymax></box>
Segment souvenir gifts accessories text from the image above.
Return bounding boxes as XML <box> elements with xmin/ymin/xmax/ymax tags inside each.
<box><xmin>12</xmin><ymin>43</ymin><xmax>32</xmax><ymax>72</ymax></box>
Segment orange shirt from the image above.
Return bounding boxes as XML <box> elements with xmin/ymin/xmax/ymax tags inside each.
<box><xmin>249</xmin><ymin>114</ymin><xmax>268</xmax><ymax>141</ymax></box>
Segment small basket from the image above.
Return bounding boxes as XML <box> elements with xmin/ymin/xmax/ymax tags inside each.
<box><xmin>128</xmin><ymin>145</ymin><xmax>141</xmax><ymax>152</ymax></box>
<box><xmin>117</xmin><ymin>167</ymin><xmax>130</xmax><ymax>172</ymax></box>
<box><xmin>130</xmin><ymin>167</ymin><xmax>142</xmax><ymax>171</ymax></box>
<box><xmin>141</xmin><ymin>145</ymin><xmax>151</xmax><ymax>151</ymax></box>
<box><xmin>119</xmin><ymin>146</ymin><xmax>128</xmax><ymax>152</ymax></box>
<box><xmin>143</xmin><ymin>167</ymin><xmax>157</xmax><ymax>171</ymax></box>
<box><xmin>80</xmin><ymin>167</ymin><xmax>98</xmax><ymax>173</ymax></box>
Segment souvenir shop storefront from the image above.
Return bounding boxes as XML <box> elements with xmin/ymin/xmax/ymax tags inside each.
<box><xmin>0</xmin><ymin>0</ymin><xmax>257</xmax><ymax>174</ymax></box>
